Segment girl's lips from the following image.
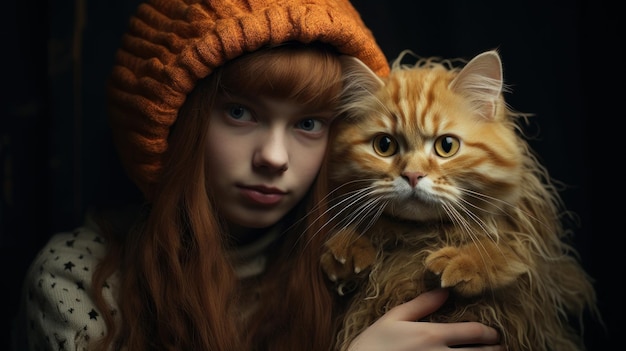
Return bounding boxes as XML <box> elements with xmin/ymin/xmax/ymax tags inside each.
<box><xmin>239</xmin><ymin>186</ymin><xmax>285</xmax><ymax>206</ymax></box>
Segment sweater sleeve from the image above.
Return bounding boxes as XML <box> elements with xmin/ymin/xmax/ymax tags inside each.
<box><xmin>16</xmin><ymin>223</ymin><xmax>120</xmax><ymax>351</ymax></box>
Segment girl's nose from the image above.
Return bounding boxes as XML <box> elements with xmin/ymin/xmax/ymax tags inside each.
<box><xmin>253</xmin><ymin>131</ymin><xmax>289</xmax><ymax>173</ymax></box>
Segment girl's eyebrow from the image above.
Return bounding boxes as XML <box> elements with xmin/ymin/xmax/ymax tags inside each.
<box><xmin>219</xmin><ymin>93</ymin><xmax>337</xmax><ymax>119</ymax></box>
<box><xmin>217</xmin><ymin>93</ymin><xmax>259</xmax><ymax>107</ymax></box>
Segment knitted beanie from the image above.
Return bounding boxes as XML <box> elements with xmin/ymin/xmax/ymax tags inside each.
<box><xmin>107</xmin><ymin>0</ymin><xmax>389</xmax><ymax>200</ymax></box>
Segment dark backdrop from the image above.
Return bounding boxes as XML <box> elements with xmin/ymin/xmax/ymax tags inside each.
<box><xmin>2</xmin><ymin>0</ymin><xmax>620</xmax><ymax>349</ymax></box>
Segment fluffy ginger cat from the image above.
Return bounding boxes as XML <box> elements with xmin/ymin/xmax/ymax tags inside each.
<box><xmin>320</xmin><ymin>50</ymin><xmax>600</xmax><ymax>351</ymax></box>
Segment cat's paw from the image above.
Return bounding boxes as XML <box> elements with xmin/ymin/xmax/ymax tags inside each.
<box><xmin>321</xmin><ymin>235</ymin><xmax>376</xmax><ymax>282</ymax></box>
<box><xmin>321</xmin><ymin>250</ymin><xmax>352</xmax><ymax>282</ymax></box>
<box><xmin>425</xmin><ymin>246</ymin><xmax>486</xmax><ymax>297</ymax></box>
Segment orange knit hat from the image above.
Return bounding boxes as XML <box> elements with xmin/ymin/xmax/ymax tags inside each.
<box><xmin>107</xmin><ymin>0</ymin><xmax>389</xmax><ymax>200</ymax></box>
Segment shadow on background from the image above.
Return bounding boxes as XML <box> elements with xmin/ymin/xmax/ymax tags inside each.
<box><xmin>2</xmin><ymin>0</ymin><xmax>620</xmax><ymax>349</ymax></box>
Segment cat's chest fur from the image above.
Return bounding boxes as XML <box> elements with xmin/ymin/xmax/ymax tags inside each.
<box><xmin>369</xmin><ymin>214</ymin><xmax>447</xmax><ymax>249</ymax></box>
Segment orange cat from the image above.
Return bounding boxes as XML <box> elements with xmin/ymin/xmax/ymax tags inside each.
<box><xmin>320</xmin><ymin>50</ymin><xmax>601</xmax><ymax>351</ymax></box>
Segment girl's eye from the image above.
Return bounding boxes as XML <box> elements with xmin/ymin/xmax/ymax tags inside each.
<box><xmin>296</xmin><ymin>118</ymin><xmax>323</xmax><ymax>132</ymax></box>
<box><xmin>227</xmin><ymin>104</ymin><xmax>253</xmax><ymax>121</ymax></box>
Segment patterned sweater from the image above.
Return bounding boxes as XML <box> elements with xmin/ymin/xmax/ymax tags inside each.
<box><xmin>13</xmin><ymin>218</ymin><xmax>279</xmax><ymax>351</ymax></box>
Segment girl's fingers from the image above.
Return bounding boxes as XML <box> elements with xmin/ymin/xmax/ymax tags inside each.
<box><xmin>382</xmin><ymin>288</ymin><xmax>449</xmax><ymax>322</ymax></box>
<box><xmin>382</xmin><ymin>288</ymin><xmax>502</xmax><ymax>347</ymax></box>
<box><xmin>442</xmin><ymin>321</ymin><xmax>501</xmax><ymax>346</ymax></box>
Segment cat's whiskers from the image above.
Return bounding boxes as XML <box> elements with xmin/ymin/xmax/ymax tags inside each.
<box><xmin>453</xmin><ymin>193</ymin><xmax>527</xmax><ymax>257</ymax></box>
<box><xmin>331</xmin><ymin>185</ymin><xmax>389</xmax><ymax>241</ymax></box>
<box><xmin>290</xmin><ymin>180</ymin><xmax>387</xmax><ymax>253</ymax></box>
<box><xmin>452</xmin><ymin>197</ymin><xmax>499</xmax><ymax>240</ymax></box>
<box><xmin>459</xmin><ymin>187</ymin><xmax>551</xmax><ymax>230</ymax></box>
<box><xmin>441</xmin><ymin>201</ymin><xmax>505</xmax><ymax>296</ymax></box>
<box><xmin>457</xmin><ymin>186</ymin><xmax>568</xmax><ymax>259</ymax></box>
<box><xmin>441</xmin><ymin>201</ymin><xmax>486</xmax><ymax>248</ymax></box>
<box><xmin>282</xmin><ymin>184</ymin><xmax>368</xmax><ymax>255</ymax></box>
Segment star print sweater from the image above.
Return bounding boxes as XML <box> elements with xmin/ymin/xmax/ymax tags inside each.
<box><xmin>13</xmin><ymin>217</ymin><xmax>279</xmax><ymax>351</ymax></box>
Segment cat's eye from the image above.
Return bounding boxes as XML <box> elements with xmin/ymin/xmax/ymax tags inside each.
<box><xmin>434</xmin><ymin>135</ymin><xmax>460</xmax><ymax>158</ymax></box>
<box><xmin>372</xmin><ymin>134</ymin><xmax>398</xmax><ymax>157</ymax></box>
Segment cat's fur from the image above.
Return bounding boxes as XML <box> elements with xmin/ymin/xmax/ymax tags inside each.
<box><xmin>320</xmin><ymin>50</ymin><xmax>600</xmax><ymax>351</ymax></box>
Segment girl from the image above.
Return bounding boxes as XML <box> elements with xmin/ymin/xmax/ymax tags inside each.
<box><xmin>15</xmin><ymin>0</ymin><xmax>503</xmax><ymax>350</ymax></box>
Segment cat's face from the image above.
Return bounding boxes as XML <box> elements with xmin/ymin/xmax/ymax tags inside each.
<box><xmin>329</xmin><ymin>52</ymin><xmax>524</xmax><ymax>223</ymax></box>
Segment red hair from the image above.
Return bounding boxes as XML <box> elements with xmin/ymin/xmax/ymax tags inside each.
<box><xmin>92</xmin><ymin>43</ymin><xmax>343</xmax><ymax>351</ymax></box>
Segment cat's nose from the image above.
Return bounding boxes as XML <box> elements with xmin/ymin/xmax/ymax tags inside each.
<box><xmin>401</xmin><ymin>171</ymin><xmax>426</xmax><ymax>188</ymax></box>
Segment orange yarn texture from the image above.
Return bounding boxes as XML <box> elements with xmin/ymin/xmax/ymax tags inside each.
<box><xmin>107</xmin><ymin>0</ymin><xmax>389</xmax><ymax>199</ymax></box>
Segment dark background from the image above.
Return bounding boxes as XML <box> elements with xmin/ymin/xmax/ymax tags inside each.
<box><xmin>2</xmin><ymin>0</ymin><xmax>620</xmax><ymax>349</ymax></box>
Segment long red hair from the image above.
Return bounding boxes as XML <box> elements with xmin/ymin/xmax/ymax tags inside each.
<box><xmin>92</xmin><ymin>42</ymin><xmax>344</xmax><ymax>351</ymax></box>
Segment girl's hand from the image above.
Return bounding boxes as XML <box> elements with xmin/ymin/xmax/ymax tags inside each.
<box><xmin>347</xmin><ymin>289</ymin><xmax>503</xmax><ymax>351</ymax></box>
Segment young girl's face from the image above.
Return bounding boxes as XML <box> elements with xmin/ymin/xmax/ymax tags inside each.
<box><xmin>205</xmin><ymin>93</ymin><xmax>335</xmax><ymax>230</ymax></box>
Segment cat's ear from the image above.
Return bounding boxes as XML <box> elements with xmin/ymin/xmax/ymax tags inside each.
<box><xmin>449</xmin><ymin>50</ymin><xmax>503</xmax><ymax>120</ymax></box>
<box><xmin>339</xmin><ymin>56</ymin><xmax>385</xmax><ymax>110</ymax></box>
<box><xmin>340</xmin><ymin>55</ymin><xmax>385</xmax><ymax>88</ymax></box>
